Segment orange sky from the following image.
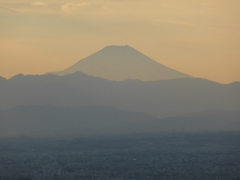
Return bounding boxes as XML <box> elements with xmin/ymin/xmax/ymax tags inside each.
<box><xmin>0</xmin><ymin>0</ymin><xmax>240</xmax><ymax>83</ymax></box>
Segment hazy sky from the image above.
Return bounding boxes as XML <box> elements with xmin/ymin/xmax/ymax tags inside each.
<box><xmin>0</xmin><ymin>0</ymin><xmax>240</xmax><ymax>83</ymax></box>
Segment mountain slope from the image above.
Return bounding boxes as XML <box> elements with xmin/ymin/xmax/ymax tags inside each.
<box><xmin>48</xmin><ymin>45</ymin><xmax>191</xmax><ymax>81</ymax></box>
<box><xmin>0</xmin><ymin>73</ymin><xmax>239</xmax><ymax>118</ymax></box>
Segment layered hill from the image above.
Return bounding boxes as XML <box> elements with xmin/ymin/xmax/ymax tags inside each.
<box><xmin>0</xmin><ymin>72</ymin><xmax>239</xmax><ymax>118</ymax></box>
<box><xmin>48</xmin><ymin>45</ymin><xmax>191</xmax><ymax>81</ymax></box>
<box><xmin>0</xmin><ymin>105</ymin><xmax>153</xmax><ymax>137</ymax></box>
<box><xmin>1</xmin><ymin>105</ymin><xmax>239</xmax><ymax>137</ymax></box>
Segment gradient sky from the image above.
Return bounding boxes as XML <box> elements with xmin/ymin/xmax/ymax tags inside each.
<box><xmin>0</xmin><ymin>0</ymin><xmax>239</xmax><ymax>83</ymax></box>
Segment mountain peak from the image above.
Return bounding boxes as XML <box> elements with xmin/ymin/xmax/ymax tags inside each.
<box><xmin>48</xmin><ymin>46</ymin><xmax>191</xmax><ymax>81</ymax></box>
<box><xmin>104</xmin><ymin>45</ymin><xmax>130</xmax><ymax>48</ymax></box>
<box><xmin>101</xmin><ymin>45</ymin><xmax>137</xmax><ymax>53</ymax></box>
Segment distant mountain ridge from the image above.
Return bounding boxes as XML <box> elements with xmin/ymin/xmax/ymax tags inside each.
<box><xmin>0</xmin><ymin>105</ymin><xmax>153</xmax><ymax>137</ymax></box>
<box><xmin>1</xmin><ymin>105</ymin><xmax>239</xmax><ymax>137</ymax></box>
<box><xmin>48</xmin><ymin>45</ymin><xmax>191</xmax><ymax>81</ymax></box>
<box><xmin>1</xmin><ymin>72</ymin><xmax>239</xmax><ymax>118</ymax></box>
<box><xmin>1</xmin><ymin>45</ymin><xmax>239</xmax><ymax>137</ymax></box>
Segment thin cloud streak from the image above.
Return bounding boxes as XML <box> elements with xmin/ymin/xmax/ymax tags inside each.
<box><xmin>0</xmin><ymin>5</ymin><xmax>20</xmax><ymax>14</ymax></box>
<box><xmin>31</xmin><ymin>2</ymin><xmax>48</xmax><ymax>6</ymax></box>
<box><xmin>154</xmin><ymin>19</ymin><xmax>195</xmax><ymax>27</ymax></box>
<box><xmin>61</xmin><ymin>2</ymin><xmax>89</xmax><ymax>12</ymax></box>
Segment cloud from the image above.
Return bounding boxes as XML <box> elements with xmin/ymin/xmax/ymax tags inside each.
<box><xmin>61</xmin><ymin>2</ymin><xmax>89</xmax><ymax>12</ymax></box>
<box><xmin>31</xmin><ymin>2</ymin><xmax>48</xmax><ymax>6</ymax></box>
<box><xmin>155</xmin><ymin>19</ymin><xmax>194</xmax><ymax>27</ymax></box>
<box><xmin>0</xmin><ymin>6</ymin><xmax>20</xmax><ymax>14</ymax></box>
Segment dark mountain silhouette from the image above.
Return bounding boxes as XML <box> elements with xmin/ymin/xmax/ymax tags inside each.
<box><xmin>0</xmin><ymin>73</ymin><xmax>239</xmax><ymax>118</ymax></box>
<box><xmin>48</xmin><ymin>45</ymin><xmax>191</xmax><ymax>81</ymax></box>
<box><xmin>0</xmin><ymin>105</ymin><xmax>239</xmax><ymax>137</ymax></box>
<box><xmin>0</xmin><ymin>76</ymin><xmax>7</xmax><ymax>85</ymax></box>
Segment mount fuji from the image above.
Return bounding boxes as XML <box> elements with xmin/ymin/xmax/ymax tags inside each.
<box><xmin>48</xmin><ymin>45</ymin><xmax>191</xmax><ymax>81</ymax></box>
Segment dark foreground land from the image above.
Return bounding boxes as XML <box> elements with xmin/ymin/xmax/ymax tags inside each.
<box><xmin>0</xmin><ymin>131</ymin><xmax>240</xmax><ymax>180</ymax></box>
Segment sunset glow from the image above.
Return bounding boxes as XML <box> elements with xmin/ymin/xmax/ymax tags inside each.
<box><xmin>1</xmin><ymin>0</ymin><xmax>240</xmax><ymax>83</ymax></box>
